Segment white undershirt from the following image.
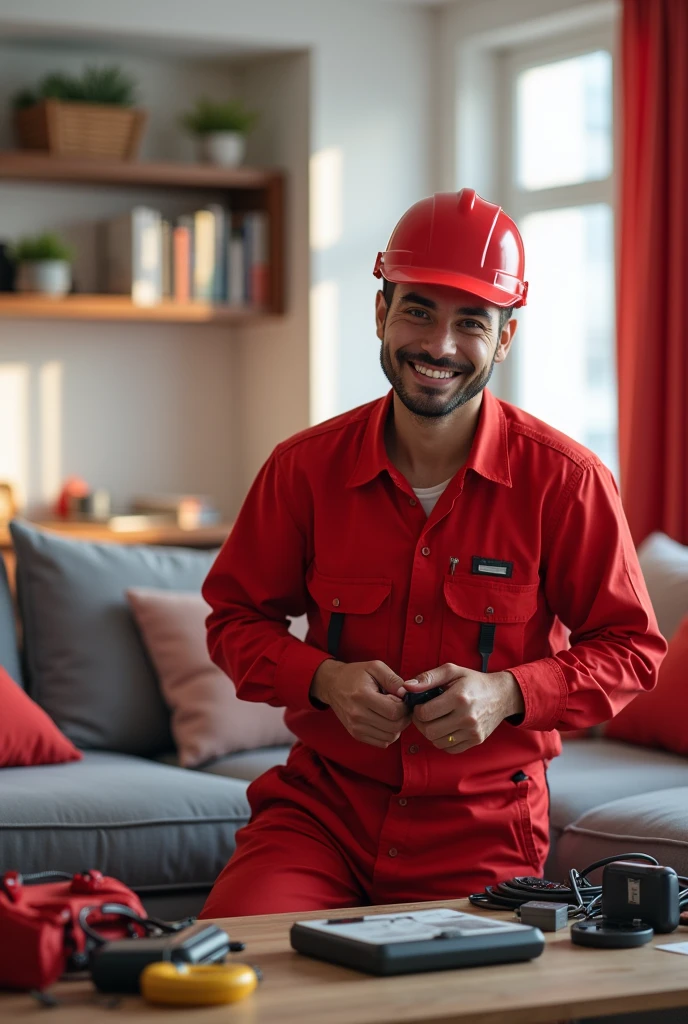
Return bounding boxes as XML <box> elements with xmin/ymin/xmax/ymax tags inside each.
<box><xmin>412</xmin><ymin>478</ymin><xmax>452</xmax><ymax>517</ymax></box>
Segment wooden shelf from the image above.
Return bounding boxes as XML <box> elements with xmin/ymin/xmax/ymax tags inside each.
<box><xmin>0</xmin><ymin>294</ymin><xmax>271</xmax><ymax>323</ymax></box>
<box><xmin>0</xmin><ymin>151</ymin><xmax>280</xmax><ymax>191</ymax></box>
<box><xmin>0</xmin><ymin>151</ymin><xmax>286</xmax><ymax>314</ymax></box>
<box><xmin>0</xmin><ymin>520</ymin><xmax>232</xmax><ymax>549</ymax></box>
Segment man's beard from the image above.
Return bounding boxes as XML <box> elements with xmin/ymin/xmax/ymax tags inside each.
<box><xmin>379</xmin><ymin>340</ymin><xmax>497</xmax><ymax>418</ymax></box>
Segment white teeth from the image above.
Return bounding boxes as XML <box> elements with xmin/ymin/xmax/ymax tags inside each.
<box><xmin>412</xmin><ymin>362</ymin><xmax>456</xmax><ymax>380</ymax></box>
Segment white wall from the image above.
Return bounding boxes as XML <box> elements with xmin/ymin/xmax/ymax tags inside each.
<box><xmin>0</xmin><ymin>0</ymin><xmax>435</xmax><ymax>517</ymax></box>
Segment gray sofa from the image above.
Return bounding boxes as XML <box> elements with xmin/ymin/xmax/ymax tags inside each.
<box><xmin>1</xmin><ymin>522</ymin><xmax>686</xmax><ymax>920</ymax></box>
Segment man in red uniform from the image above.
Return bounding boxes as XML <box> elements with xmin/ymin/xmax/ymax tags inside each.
<box><xmin>200</xmin><ymin>189</ymin><xmax>666</xmax><ymax>918</ymax></box>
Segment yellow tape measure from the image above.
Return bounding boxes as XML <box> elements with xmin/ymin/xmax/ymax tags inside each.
<box><xmin>140</xmin><ymin>961</ymin><xmax>260</xmax><ymax>1006</ymax></box>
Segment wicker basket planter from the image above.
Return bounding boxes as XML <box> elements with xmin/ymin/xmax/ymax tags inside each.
<box><xmin>14</xmin><ymin>100</ymin><xmax>147</xmax><ymax>160</ymax></box>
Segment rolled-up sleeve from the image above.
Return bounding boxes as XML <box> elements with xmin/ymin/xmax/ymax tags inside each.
<box><xmin>510</xmin><ymin>460</ymin><xmax>667</xmax><ymax>732</ymax></box>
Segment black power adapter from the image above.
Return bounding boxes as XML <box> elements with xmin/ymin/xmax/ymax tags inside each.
<box><xmin>571</xmin><ymin>861</ymin><xmax>680</xmax><ymax>949</ymax></box>
<box><xmin>601</xmin><ymin>861</ymin><xmax>680</xmax><ymax>932</ymax></box>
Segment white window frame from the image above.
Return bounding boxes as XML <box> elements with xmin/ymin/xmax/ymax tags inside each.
<box><xmin>493</xmin><ymin>22</ymin><xmax>618</xmax><ymax>413</ymax></box>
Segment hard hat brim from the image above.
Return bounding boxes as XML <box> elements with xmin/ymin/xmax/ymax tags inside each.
<box><xmin>380</xmin><ymin>265</ymin><xmax>525</xmax><ymax>309</ymax></box>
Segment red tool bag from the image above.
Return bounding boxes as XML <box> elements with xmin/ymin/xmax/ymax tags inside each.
<box><xmin>0</xmin><ymin>869</ymin><xmax>146</xmax><ymax>990</ymax></box>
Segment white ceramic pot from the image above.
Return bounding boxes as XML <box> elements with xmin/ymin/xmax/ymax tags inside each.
<box><xmin>16</xmin><ymin>259</ymin><xmax>72</xmax><ymax>296</ymax></box>
<box><xmin>198</xmin><ymin>131</ymin><xmax>246</xmax><ymax>167</ymax></box>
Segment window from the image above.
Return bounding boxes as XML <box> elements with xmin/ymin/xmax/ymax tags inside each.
<box><xmin>500</xmin><ymin>29</ymin><xmax>617</xmax><ymax>476</ymax></box>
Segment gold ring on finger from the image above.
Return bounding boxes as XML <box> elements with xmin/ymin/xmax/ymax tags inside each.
<box><xmin>448</xmin><ymin>735</ymin><xmax>454</xmax><ymax>744</ymax></box>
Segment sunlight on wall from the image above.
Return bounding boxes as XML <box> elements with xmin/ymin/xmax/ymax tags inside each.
<box><xmin>39</xmin><ymin>361</ymin><xmax>63</xmax><ymax>505</ymax></box>
<box><xmin>310</xmin><ymin>147</ymin><xmax>343</xmax><ymax>251</ymax></box>
<box><xmin>0</xmin><ymin>363</ymin><xmax>30</xmax><ymax>509</ymax></box>
<box><xmin>310</xmin><ymin>280</ymin><xmax>339</xmax><ymax>425</ymax></box>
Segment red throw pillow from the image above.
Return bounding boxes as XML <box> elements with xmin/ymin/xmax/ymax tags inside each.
<box><xmin>604</xmin><ymin>613</ymin><xmax>688</xmax><ymax>755</ymax></box>
<box><xmin>0</xmin><ymin>667</ymin><xmax>82</xmax><ymax>767</ymax></box>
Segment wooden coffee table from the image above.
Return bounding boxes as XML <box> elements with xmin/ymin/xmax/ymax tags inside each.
<box><xmin>2</xmin><ymin>897</ymin><xmax>688</xmax><ymax>1022</ymax></box>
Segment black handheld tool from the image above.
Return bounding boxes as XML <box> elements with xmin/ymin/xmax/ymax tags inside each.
<box><xmin>404</xmin><ymin>687</ymin><xmax>444</xmax><ymax>708</ymax></box>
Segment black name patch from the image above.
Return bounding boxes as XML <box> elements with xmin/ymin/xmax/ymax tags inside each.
<box><xmin>472</xmin><ymin>557</ymin><xmax>513</xmax><ymax>579</ymax></box>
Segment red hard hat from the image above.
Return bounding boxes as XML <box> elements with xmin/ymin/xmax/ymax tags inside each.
<box><xmin>373</xmin><ymin>189</ymin><xmax>528</xmax><ymax>308</ymax></box>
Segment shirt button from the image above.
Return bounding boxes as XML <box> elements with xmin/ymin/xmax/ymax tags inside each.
<box><xmin>486</xmin><ymin>606</ymin><xmax>494</xmax><ymax>615</ymax></box>
<box><xmin>398</xmin><ymin>797</ymin><xmax>408</xmax><ymax>806</ymax></box>
<box><xmin>421</xmin><ymin>546</ymin><xmax>430</xmax><ymax>556</ymax></box>
<box><xmin>414</xmin><ymin>614</ymin><xmax>424</xmax><ymax>624</ymax></box>
<box><xmin>409</xmin><ymin>498</ymin><xmax>417</xmax><ymax>506</ymax></box>
<box><xmin>332</xmin><ymin>598</ymin><xmax>340</xmax><ymax>607</ymax></box>
<box><xmin>388</xmin><ymin>848</ymin><xmax>398</xmax><ymax>858</ymax></box>
<box><xmin>408</xmin><ymin>744</ymin><xmax>419</xmax><ymax>754</ymax></box>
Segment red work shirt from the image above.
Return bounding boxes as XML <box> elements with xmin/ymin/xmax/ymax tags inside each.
<box><xmin>204</xmin><ymin>388</ymin><xmax>665</xmax><ymax>798</ymax></box>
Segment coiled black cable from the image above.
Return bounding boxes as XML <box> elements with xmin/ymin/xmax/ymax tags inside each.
<box><xmin>469</xmin><ymin>853</ymin><xmax>688</xmax><ymax>920</ymax></box>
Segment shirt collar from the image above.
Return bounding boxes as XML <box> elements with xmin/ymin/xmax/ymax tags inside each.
<box><xmin>346</xmin><ymin>388</ymin><xmax>512</xmax><ymax>489</ymax></box>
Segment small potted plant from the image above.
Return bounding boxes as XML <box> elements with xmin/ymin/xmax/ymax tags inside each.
<box><xmin>13</xmin><ymin>233</ymin><xmax>73</xmax><ymax>297</ymax></box>
<box><xmin>181</xmin><ymin>97</ymin><xmax>259</xmax><ymax>167</ymax></box>
<box><xmin>13</xmin><ymin>65</ymin><xmax>146</xmax><ymax>161</ymax></box>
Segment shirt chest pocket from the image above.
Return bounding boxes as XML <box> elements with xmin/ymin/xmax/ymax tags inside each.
<box><xmin>306</xmin><ymin>569</ymin><xmax>393</xmax><ymax>662</ymax></box>
<box><xmin>440</xmin><ymin>578</ymin><xmax>538</xmax><ymax>673</ymax></box>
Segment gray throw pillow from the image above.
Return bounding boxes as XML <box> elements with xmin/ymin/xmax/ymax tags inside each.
<box><xmin>637</xmin><ymin>531</ymin><xmax>688</xmax><ymax>642</ymax></box>
<box><xmin>0</xmin><ymin>555</ymin><xmax>23</xmax><ymax>687</ymax></box>
<box><xmin>10</xmin><ymin>520</ymin><xmax>219</xmax><ymax>756</ymax></box>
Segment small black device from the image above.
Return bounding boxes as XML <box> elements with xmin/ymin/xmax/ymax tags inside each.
<box><xmin>290</xmin><ymin>908</ymin><xmax>544</xmax><ymax>976</ymax></box>
<box><xmin>601</xmin><ymin>862</ymin><xmax>680</xmax><ymax>933</ymax></box>
<box><xmin>90</xmin><ymin>921</ymin><xmax>231</xmax><ymax>993</ymax></box>
<box><xmin>571</xmin><ymin>920</ymin><xmax>654</xmax><ymax>949</ymax></box>
<box><xmin>404</xmin><ymin>686</ymin><xmax>444</xmax><ymax>708</ymax></box>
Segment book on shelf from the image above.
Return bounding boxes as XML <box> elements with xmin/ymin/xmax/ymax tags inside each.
<box><xmin>227</xmin><ymin>229</ymin><xmax>245</xmax><ymax>305</ymax></box>
<box><xmin>193</xmin><ymin>209</ymin><xmax>215</xmax><ymax>301</ymax></box>
<box><xmin>173</xmin><ymin>223</ymin><xmax>191</xmax><ymax>302</ymax></box>
<box><xmin>243</xmin><ymin>210</ymin><xmax>269</xmax><ymax>307</ymax></box>
<box><xmin>161</xmin><ymin>219</ymin><xmax>173</xmax><ymax>299</ymax></box>
<box><xmin>101</xmin><ymin>204</ymin><xmax>268</xmax><ymax>309</ymax></box>
<box><xmin>102</xmin><ymin>206</ymin><xmax>163</xmax><ymax>306</ymax></box>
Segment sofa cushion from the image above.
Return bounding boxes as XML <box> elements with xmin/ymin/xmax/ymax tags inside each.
<box><xmin>604</xmin><ymin>613</ymin><xmax>688</xmax><ymax>756</ymax></box>
<box><xmin>637</xmin><ymin>531</ymin><xmax>688</xmax><ymax>641</ymax></box>
<box><xmin>10</xmin><ymin>520</ymin><xmax>218</xmax><ymax>756</ymax></box>
<box><xmin>556</xmin><ymin>787</ymin><xmax>688</xmax><ymax>879</ymax></box>
<box><xmin>0</xmin><ymin>666</ymin><xmax>82</xmax><ymax>767</ymax></box>
<box><xmin>197</xmin><ymin>745</ymin><xmax>292</xmax><ymax>781</ymax></box>
<box><xmin>547</xmin><ymin>738</ymin><xmax>688</xmax><ymax>841</ymax></box>
<box><xmin>0</xmin><ymin>751</ymin><xmax>249</xmax><ymax>892</ymax></box>
<box><xmin>0</xmin><ymin>555</ymin><xmax>22</xmax><ymax>688</ymax></box>
<box><xmin>127</xmin><ymin>587</ymin><xmax>294</xmax><ymax>768</ymax></box>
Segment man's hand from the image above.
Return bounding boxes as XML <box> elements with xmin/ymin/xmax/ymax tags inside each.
<box><xmin>402</xmin><ymin>664</ymin><xmax>524</xmax><ymax>754</ymax></box>
<box><xmin>310</xmin><ymin>659</ymin><xmax>411</xmax><ymax>748</ymax></box>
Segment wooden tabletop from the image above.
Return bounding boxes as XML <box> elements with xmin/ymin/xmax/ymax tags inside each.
<box><xmin>2</xmin><ymin>898</ymin><xmax>688</xmax><ymax>1022</ymax></box>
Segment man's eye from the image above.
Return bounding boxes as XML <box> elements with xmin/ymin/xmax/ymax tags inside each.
<box><xmin>461</xmin><ymin>320</ymin><xmax>485</xmax><ymax>330</ymax></box>
<box><xmin>408</xmin><ymin>308</ymin><xmax>430</xmax><ymax>319</ymax></box>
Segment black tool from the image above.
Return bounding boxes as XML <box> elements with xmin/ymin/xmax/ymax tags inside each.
<box><xmin>404</xmin><ymin>686</ymin><xmax>444</xmax><ymax>708</ymax></box>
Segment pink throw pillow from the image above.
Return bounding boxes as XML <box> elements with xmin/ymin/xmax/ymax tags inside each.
<box><xmin>127</xmin><ymin>588</ymin><xmax>294</xmax><ymax>768</ymax></box>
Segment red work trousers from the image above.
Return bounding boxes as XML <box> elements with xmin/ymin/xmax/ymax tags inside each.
<box><xmin>199</xmin><ymin>745</ymin><xmax>550</xmax><ymax>918</ymax></box>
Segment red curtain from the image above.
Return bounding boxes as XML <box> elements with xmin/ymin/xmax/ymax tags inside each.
<box><xmin>618</xmin><ymin>0</ymin><xmax>688</xmax><ymax>545</ymax></box>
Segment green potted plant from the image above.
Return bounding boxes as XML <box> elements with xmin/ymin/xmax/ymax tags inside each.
<box><xmin>180</xmin><ymin>97</ymin><xmax>259</xmax><ymax>167</ymax></box>
<box><xmin>13</xmin><ymin>65</ymin><xmax>146</xmax><ymax>161</ymax></box>
<box><xmin>12</xmin><ymin>233</ymin><xmax>74</xmax><ymax>297</ymax></box>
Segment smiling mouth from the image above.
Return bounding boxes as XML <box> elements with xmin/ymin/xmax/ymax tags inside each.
<box><xmin>409</xmin><ymin>361</ymin><xmax>462</xmax><ymax>381</ymax></box>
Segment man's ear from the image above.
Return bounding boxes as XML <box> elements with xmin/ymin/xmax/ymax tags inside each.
<box><xmin>493</xmin><ymin>316</ymin><xmax>518</xmax><ymax>364</ymax></box>
<box><xmin>375</xmin><ymin>290</ymin><xmax>388</xmax><ymax>342</ymax></box>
